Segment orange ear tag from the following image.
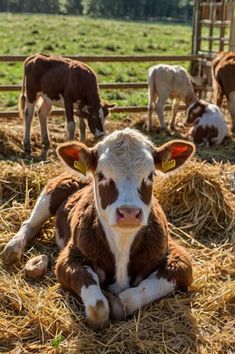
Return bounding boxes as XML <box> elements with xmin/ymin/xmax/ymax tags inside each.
<box><xmin>162</xmin><ymin>159</ymin><xmax>176</xmax><ymax>172</ymax></box>
<box><xmin>74</xmin><ymin>160</ymin><xmax>87</xmax><ymax>176</ymax></box>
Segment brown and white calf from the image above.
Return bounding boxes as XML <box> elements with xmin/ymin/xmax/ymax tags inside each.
<box><xmin>185</xmin><ymin>101</ymin><xmax>228</xmax><ymax>146</ymax></box>
<box><xmin>212</xmin><ymin>51</ymin><xmax>235</xmax><ymax>133</ymax></box>
<box><xmin>3</xmin><ymin>128</ymin><xmax>194</xmax><ymax>329</ymax></box>
<box><xmin>147</xmin><ymin>64</ymin><xmax>198</xmax><ymax>131</ymax></box>
<box><xmin>20</xmin><ymin>53</ymin><xmax>114</xmax><ymax>153</ymax></box>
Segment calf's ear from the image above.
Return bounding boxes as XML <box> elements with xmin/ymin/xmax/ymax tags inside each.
<box><xmin>57</xmin><ymin>142</ymin><xmax>97</xmax><ymax>176</ymax></box>
<box><xmin>153</xmin><ymin>140</ymin><xmax>195</xmax><ymax>174</ymax></box>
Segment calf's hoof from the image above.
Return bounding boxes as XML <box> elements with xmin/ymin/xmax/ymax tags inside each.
<box><xmin>105</xmin><ymin>292</ymin><xmax>126</xmax><ymax>322</ymax></box>
<box><xmin>86</xmin><ymin>300</ymin><xmax>110</xmax><ymax>330</ymax></box>
<box><xmin>2</xmin><ymin>239</ymin><xmax>24</xmax><ymax>264</ymax></box>
<box><xmin>23</xmin><ymin>142</ymin><xmax>32</xmax><ymax>155</ymax></box>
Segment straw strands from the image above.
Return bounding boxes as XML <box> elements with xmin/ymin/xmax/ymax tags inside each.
<box><xmin>0</xmin><ymin>156</ymin><xmax>235</xmax><ymax>353</ymax></box>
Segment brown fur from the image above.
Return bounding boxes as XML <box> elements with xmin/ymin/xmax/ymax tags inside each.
<box><xmin>50</xmin><ymin>174</ymin><xmax>192</xmax><ymax>296</ymax></box>
<box><xmin>186</xmin><ymin>101</ymin><xmax>207</xmax><ymax>125</ymax></box>
<box><xmin>191</xmin><ymin>125</ymin><xmax>219</xmax><ymax>146</ymax></box>
<box><xmin>98</xmin><ymin>179</ymin><xmax>119</xmax><ymax>209</ymax></box>
<box><xmin>212</xmin><ymin>52</ymin><xmax>235</xmax><ymax>104</ymax></box>
<box><xmin>138</xmin><ymin>180</ymin><xmax>152</xmax><ymax>205</ymax></box>
<box><xmin>22</xmin><ymin>53</ymin><xmax>111</xmax><ymax>135</ymax></box>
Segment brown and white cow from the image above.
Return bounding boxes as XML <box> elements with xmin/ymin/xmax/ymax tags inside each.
<box><xmin>212</xmin><ymin>51</ymin><xmax>235</xmax><ymax>133</ymax></box>
<box><xmin>185</xmin><ymin>100</ymin><xmax>228</xmax><ymax>146</ymax></box>
<box><xmin>3</xmin><ymin>128</ymin><xmax>194</xmax><ymax>329</ymax></box>
<box><xmin>20</xmin><ymin>53</ymin><xmax>114</xmax><ymax>153</ymax></box>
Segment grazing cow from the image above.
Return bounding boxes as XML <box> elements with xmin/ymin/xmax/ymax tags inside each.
<box><xmin>3</xmin><ymin>128</ymin><xmax>194</xmax><ymax>329</ymax></box>
<box><xmin>20</xmin><ymin>53</ymin><xmax>114</xmax><ymax>153</ymax></box>
<box><xmin>147</xmin><ymin>64</ymin><xmax>198</xmax><ymax>131</ymax></box>
<box><xmin>185</xmin><ymin>101</ymin><xmax>228</xmax><ymax>146</ymax></box>
<box><xmin>212</xmin><ymin>51</ymin><xmax>235</xmax><ymax>133</ymax></box>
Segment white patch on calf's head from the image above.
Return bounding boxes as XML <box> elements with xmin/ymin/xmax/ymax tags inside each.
<box><xmin>94</xmin><ymin>129</ymin><xmax>156</xmax><ymax>230</ymax></box>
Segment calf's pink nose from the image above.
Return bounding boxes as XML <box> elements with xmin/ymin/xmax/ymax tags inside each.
<box><xmin>117</xmin><ymin>207</ymin><xmax>142</xmax><ymax>221</ymax></box>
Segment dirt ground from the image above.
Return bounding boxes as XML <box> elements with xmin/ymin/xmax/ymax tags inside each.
<box><xmin>1</xmin><ymin>110</ymin><xmax>235</xmax><ymax>163</ymax></box>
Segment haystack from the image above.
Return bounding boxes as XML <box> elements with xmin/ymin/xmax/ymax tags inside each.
<box><xmin>0</xmin><ymin>157</ymin><xmax>234</xmax><ymax>354</ymax></box>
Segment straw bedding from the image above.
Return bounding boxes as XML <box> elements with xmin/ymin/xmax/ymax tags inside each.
<box><xmin>0</xmin><ymin>124</ymin><xmax>235</xmax><ymax>353</ymax></box>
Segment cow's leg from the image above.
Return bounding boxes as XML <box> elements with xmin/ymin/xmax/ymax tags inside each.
<box><xmin>170</xmin><ymin>98</ymin><xmax>180</xmax><ymax>130</ymax></box>
<box><xmin>228</xmin><ymin>93</ymin><xmax>235</xmax><ymax>133</ymax></box>
<box><xmin>155</xmin><ymin>94</ymin><xmax>168</xmax><ymax>131</ymax></box>
<box><xmin>56</xmin><ymin>247</ymin><xmax>110</xmax><ymax>329</ymax></box>
<box><xmin>214</xmin><ymin>83</ymin><xmax>223</xmax><ymax>107</ymax></box>
<box><xmin>2</xmin><ymin>190</ymin><xmax>51</xmax><ymax>264</ymax></box>
<box><xmin>147</xmin><ymin>87</ymin><xmax>157</xmax><ymax>132</ymax></box>
<box><xmin>79</xmin><ymin>117</ymin><xmax>86</xmax><ymax>142</ymax></box>
<box><xmin>64</xmin><ymin>97</ymin><xmax>75</xmax><ymax>140</ymax></box>
<box><xmin>23</xmin><ymin>100</ymin><xmax>36</xmax><ymax>154</ymax></box>
<box><xmin>38</xmin><ymin>99</ymin><xmax>52</xmax><ymax>151</ymax></box>
<box><xmin>118</xmin><ymin>241</ymin><xmax>192</xmax><ymax>317</ymax></box>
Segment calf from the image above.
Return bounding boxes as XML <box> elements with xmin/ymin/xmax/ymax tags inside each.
<box><xmin>20</xmin><ymin>53</ymin><xmax>114</xmax><ymax>153</ymax></box>
<box><xmin>3</xmin><ymin>128</ymin><xmax>194</xmax><ymax>329</ymax></box>
<box><xmin>185</xmin><ymin>101</ymin><xmax>228</xmax><ymax>146</ymax></box>
<box><xmin>212</xmin><ymin>51</ymin><xmax>235</xmax><ymax>133</ymax></box>
<box><xmin>147</xmin><ymin>64</ymin><xmax>197</xmax><ymax>131</ymax></box>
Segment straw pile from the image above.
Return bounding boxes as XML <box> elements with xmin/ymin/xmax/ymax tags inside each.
<box><xmin>154</xmin><ymin>160</ymin><xmax>235</xmax><ymax>243</ymax></box>
<box><xmin>1</xmin><ymin>157</ymin><xmax>235</xmax><ymax>353</ymax></box>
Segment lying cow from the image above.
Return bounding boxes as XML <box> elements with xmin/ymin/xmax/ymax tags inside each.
<box><xmin>3</xmin><ymin>128</ymin><xmax>194</xmax><ymax>329</ymax></box>
<box><xmin>147</xmin><ymin>64</ymin><xmax>198</xmax><ymax>131</ymax></box>
<box><xmin>185</xmin><ymin>101</ymin><xmax>228</xmax><ymax>146</ymax></box>
<box><xmin>212</xmin><ymin>51</ymin><xmax>235</xmax><ymax>133</ymax></box>
<box><xmin>20</xmin><ymin>53</ymin><xmax>114</xmax><ymax>153</ymax></box>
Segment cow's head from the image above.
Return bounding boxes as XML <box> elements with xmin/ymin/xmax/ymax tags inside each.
<box><xmin>57</xmin><ymin>129</ymin><xmax>195</xmax><ymax>233</ymax></box>
<box><xmin>185</xmin><ymin>100</ymin><xmax>208</xmax><ymax>126</ymax></box>
<box><xmin>78</xmin><ymin>101</ymin><xmax>115</xmax><ymax>139</ymax></box>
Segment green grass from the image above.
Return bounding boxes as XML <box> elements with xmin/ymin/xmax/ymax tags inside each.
<box><xmin>0</xmin><ymin>13</ymin><xmax>192</xmax><ymax>111</ymax></box>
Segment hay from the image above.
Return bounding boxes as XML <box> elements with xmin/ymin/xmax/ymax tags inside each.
<box><xmin>154</xmin><ymin>160</ymin><xmax>235</xmax><ymax>244</ymax></box>
<box><xmin>1</xmin><ymin>150</ymin><xmax>235</xmax><ymax>353</ymax></box>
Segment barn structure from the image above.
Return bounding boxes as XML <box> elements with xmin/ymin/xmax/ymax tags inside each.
<box><xmin>190</xmin><ymin>0</ymin><xmax>235</xmax><ymax>92</ymax></box>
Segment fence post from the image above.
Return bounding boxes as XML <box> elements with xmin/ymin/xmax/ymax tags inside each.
<box><xmin>230</xmin><ymin>0</ymin><xmax>235</xmax><ymax>51</ymax></box>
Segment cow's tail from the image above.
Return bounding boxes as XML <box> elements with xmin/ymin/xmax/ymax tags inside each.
<box><xmin>18</xmin><ymin>62</ymin><xmax>26</xmax><ymax>119</ymax></box>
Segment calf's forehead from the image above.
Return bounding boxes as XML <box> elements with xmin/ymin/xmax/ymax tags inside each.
<box><xmin>96</xmin><ymin>130</ymin><xmax>155</xmax><ymax>179</ymax></box>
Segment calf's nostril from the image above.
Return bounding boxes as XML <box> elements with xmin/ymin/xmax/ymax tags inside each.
<box><xmin>117</xmin><ymin>207</ymin><xmax>142</xmax><ymax>219</ymax></box>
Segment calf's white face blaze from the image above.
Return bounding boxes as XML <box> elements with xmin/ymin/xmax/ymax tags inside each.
<box><xmin>57</xmin><ymin>129</ymin><xmax>195</xmax><ymax>234</ymax></box>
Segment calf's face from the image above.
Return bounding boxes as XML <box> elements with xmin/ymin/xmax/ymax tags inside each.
<box><xmin>79</xmin><ymin>102</ymin><xmax>115</xmax><ymax>139</ymax></box>
<box><xmin>186</xmin><ymin>100</ymin><xmax>207</xmax><ymax>126</ymax></box>
<box><xmin>57</xmin><ymin>129</ymin><xmax>195</xmax><ymax>232</ymax></box>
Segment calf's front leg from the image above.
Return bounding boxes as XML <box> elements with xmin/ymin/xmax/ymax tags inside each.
<box><xmin>55</xmin><ymin>245</ymin><xmax>110</xmax><ymax>329</ymax></box>
<box><xmin>64</xmin><ymin>97</ymin><xmax>76</xmax><ymax>140</ymax></box>
<box><xmin>118</xmin><ymin>241</ymin><xmax>192</xmax><ymax>316</ymax></box>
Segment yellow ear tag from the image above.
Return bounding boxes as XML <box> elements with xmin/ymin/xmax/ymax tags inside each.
<box><xmin>74</xmin><ymin>160</ymin><xmax>87</xmax><ymax>176</ymax></box>
<box><xmin>162</xmin><ymin>159</ymin><xmax>176</xmax><ymax>172</ymax></box>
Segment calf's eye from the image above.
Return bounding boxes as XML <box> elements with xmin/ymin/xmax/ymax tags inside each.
<box><xmin>148</xmin><ymin>171</ymin><xmax>155</xmax><ymax>181</ymax></box>
<box><xmin>97</xmin><ymin>172</ymin><xmax>105</xmax><ymax>182</ymax></box>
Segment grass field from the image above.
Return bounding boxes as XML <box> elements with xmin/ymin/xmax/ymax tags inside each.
<box><xmin>0</xmin><ymin>13</ymin><xmax>192</xmax><ymax>110</ymax></box>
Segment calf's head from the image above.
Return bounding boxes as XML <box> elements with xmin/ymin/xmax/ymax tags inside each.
<box><xmin>57</xmin><ymin>129</ymin><xmax>195</xmax><ymax>231</ymax></box>
<box><xmin>185</xmin><ymin>100</ymin><xmax>208</xmax><ymax>126</ymax></box>
<box><xmin>78</xmin><ymin>102</ymin><xmax>115</xmax><ymax>139</ymax></box>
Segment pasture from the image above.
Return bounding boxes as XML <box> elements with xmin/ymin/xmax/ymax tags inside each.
<box><xmin>0</xmin><ymin>13</ymin><xmax>235</xmax><ymax>354</ymax></box>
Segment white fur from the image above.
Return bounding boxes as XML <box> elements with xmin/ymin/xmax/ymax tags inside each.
<box><xmin>92</xmin><ymin>129</ymin><xmax>156</xmax><ymax>292</ymax></box>
<box><xmin>147</xmin><ymin>64</ymin><xmax>196</xmax><ymax>130</ymax></box>
<box><xmin>80</xmin><ymin>267</ymin><xmax>109</xmax><ymax>321</ymax></box>
<box><xmin>3</xmin><ymin>191</ymin><xmax>51</xmax><ymax>262</ymax></box>
<box><xmin>192</xmin><ymin>103</ymin><xmax>227</xmax><ymax>145</ymax></box>
<box><xmin>119</xmin><ymin>273</ymin><xmax>175</xmax><ymax>315</ymax></box>
<box><xmin>55</xmin><ymin>229</ymin><xmax>65</xmax><ymax>249</ymax></box>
